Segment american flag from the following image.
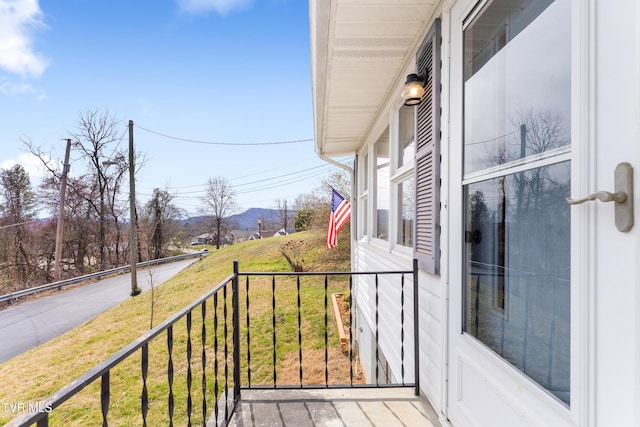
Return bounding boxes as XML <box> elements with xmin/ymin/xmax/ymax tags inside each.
<box><xmin>326</xmin><ymin>189</ymin><xmax>351</xmax><ymax>249</ymax></box>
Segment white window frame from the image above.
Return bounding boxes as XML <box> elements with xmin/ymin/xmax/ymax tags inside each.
<box><xmin>390</xmin><ymin>101</ymin><xmax>416</xmax><ymax>257</ymax></box>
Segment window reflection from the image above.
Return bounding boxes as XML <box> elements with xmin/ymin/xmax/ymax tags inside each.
<box><xmin>359</xmin><ymin>154</ymin><xmax>369</xmax><ymax>238</ymax></box>
<box><xmin>463</xmin><ymin>0</ymin><xmax>571</xmax><ymax>174</ymax></box>
<box><xmin>375</xmin><ymin>129</ymin><xmax>389</xmax><ymax>240</ymax></box>
<box><xmin>398</xmin><ymin>105</ymin><xmax>415</xmax><ymax>168</ymax></box>
<box><xmin>464</xmin><ymin>162</ymin><xmax>571</xmax><ymax>404</ymax></box>
<box><xmin>398</xmin><ymin>178</ymin><xmax>415</xmax><ymax>247</ymax></box>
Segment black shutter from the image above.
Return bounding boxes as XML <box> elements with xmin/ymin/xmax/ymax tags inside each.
<box><xmin>414</xmin><ymin>18</ymin><xmax>441</xmax><ymax>274</ymax></box>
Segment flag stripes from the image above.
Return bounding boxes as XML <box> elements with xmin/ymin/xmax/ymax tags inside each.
<box><xmin>327</xmin><ymin>189</ymin><xmax>351</xmax><ymax>249</ymax></box>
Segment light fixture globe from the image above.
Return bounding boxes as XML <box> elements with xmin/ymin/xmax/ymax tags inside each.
<box><xmin>402</xmin><ymin>73</ymin><xmax>426</xmax><ymax>106</ymax></box>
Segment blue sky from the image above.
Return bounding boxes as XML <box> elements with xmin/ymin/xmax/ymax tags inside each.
<box><xmin>0</xmin><ymin>0</ymin><xmax>339</xmax><ymax>216</ymax></box>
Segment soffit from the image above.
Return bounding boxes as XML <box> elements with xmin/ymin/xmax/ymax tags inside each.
<box><xmin>311</xmin><ymin>0</ymin><xmax>437</xmax><ymax>158</ymax></box>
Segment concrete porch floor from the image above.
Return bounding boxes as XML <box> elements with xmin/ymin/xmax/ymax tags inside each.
<box><xmin>224</xmin><ymin>387</ymin><xmax>442</xmax><ymax>427</ymax></box>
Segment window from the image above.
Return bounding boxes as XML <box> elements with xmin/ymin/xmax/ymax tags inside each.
<box><xmin>398</xmin><ymin>178</ymin><xmax>415</xmax><ymax>247</ymax></box>
<box><xmin>358</xmin><ymin>153</ymin><xmax>369</xmax><ymax>238</ymax></box>
<box><xmin>374</xmin><ymin>129</ymin><xmax>390</xmax><ymax>241</ymax></box>
<box><xmin>462</xmin><ymin>0</ymin><xmax>571</xmax><ymax>405</ymax></box>
<box><xmin>398</xmin><ymin>105</ymin><xmax>415</xmax><ymax>168</ymax></box>
<box><xmin>393</xmin><ymin>105</ymin><xmax>416</xmax><ymax>249</ymax></box>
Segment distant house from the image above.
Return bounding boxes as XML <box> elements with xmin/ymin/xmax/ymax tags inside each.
<box><xmin>191</xmin><ymin>232</ymin><xmax>234</xmax><ymax>246</ymax></box>
<box><xmin>310</xmin><ymin>0</ymin><xmax>640</xmax><ymax>426</ymax></box>
<box><xmin>194</xmin><ymin>233</ymin><xmax>214</xmax><ymax>245</ymax></box>
<box><xmin>272</xmin><ymin>228</ymin><xmax>288</xmax><ymax>237</ymax></box>
<box><xmin>246</xmin><ymin>228</ymin><xmax>288</xmax><ymax>240</ymax></box>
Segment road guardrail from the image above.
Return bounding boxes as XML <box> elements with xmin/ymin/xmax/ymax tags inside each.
<box><xmin>0</xmin><ymin>250</ymin><xmax>209</xmax><ymax>305</ymax></box>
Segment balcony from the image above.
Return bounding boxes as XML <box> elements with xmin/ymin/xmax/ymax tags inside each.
<box><xmin>7</xmin><ymin>261</ymin><xmax>441</xmax><ymax>426</ymax></box>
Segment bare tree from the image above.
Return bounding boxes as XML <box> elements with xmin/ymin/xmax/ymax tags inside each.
<box><xmin>273</xmin><ymin>199</ymin><xmax>292</xmax><ymax>233</ymax></box>
<box><xmin>141</xmin><ymin>187</ymin><xmax>185</xmax><ymax>259</ymax></box>
<box><xmin>24</xmin><ymin>108</ymin><xmax>135</xmax><ymax>272</ymax></box>
<box><xmin>201</xmin><ymin>176</ymin><xmax>236</xmax><ymax>249</ymax></box>
<box><xmin>70</xmin><ymin>109</ymin><xmax>126</xmax><ymax>271</ymax></box>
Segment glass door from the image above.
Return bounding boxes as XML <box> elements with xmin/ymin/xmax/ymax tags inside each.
<box><xmin>447</xmin><ymin>0</ymin><xmax>575</xmax><ymax>425</ymax></box>
<box><xmin>462</xmin><ymin>0</ymin><xmax>572</xmax><ymax>405</ymax></box>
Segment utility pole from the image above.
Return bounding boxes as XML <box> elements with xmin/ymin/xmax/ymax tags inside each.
<box><xmin>54</xmin><ymin>139</ymin><xmax>71</xmax><ymax>281</ymax></box>
<box><xmin>129</xmin><ymin>120</ymin><xmax>141</xmax><ymax>296</ymax></box>
<box><xmin>153</xmin><ymin>190</ymin><xmax>162</xmax><ymax>259</ymax></box>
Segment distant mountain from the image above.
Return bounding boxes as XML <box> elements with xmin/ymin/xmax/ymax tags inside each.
<box><xmin>181</xmin><ymin>208</ymin><xmax>295</xmax><ymax>232</ymax></box>
<box><xmin>227</xmin><ymin>208</ymin><xmax>277</xmax><ymax>230</ymax></box>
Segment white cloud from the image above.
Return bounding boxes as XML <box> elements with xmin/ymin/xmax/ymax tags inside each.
<box><xmin>1</xmin><ymin>152</ymin><xmax>49</xmax><ymax>182</ymax></box>
<box><xmin>177</xmin><ymin>0</ymin><xmax>253</xmax><ymax>16</ymax></box>
<box><xmin>0</xmin><ymin>76</ymin><xmax>46</xmax><ymax>100</ymax></box>
<box><xmin>0</xmin><ymin>0</ymin><xmax>48</xmax><ymax>77</ymax></box>
<box><xmin>0</xmin><ymin>76</ymin><xmax>34</xmax><ymax>94</ymax></box>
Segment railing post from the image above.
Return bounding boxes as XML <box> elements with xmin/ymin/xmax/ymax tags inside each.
<box><xmin>413</xmin><ymin>258</ymin><xmax>421</xmax><ymax>396</ymax></box>
<box><xmin>232</xmin><ymin>260</ymin><xmax>241</xmax><ymax>401</ymax></box>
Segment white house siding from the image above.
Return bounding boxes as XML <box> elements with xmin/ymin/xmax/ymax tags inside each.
<box><xmin>352</xmin><ymin>243</ymin><xmax>444</xmax><ymax>413</ymax></box>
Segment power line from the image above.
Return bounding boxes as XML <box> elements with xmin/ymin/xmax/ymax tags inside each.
<box><xmin>151</xmin><ymin>161</ymin><xmax>327</xmax><ymax>191</ymax></box>
<box><xmin>135</xmin><ymin>124</ymin><xmax>313</xmax><ymax>146</ymax></box>
<box><xmin>467</xmin><ymin>129</ymin><xmax>519</xmax><ymax>146</ymax></box>
<box><xmin>147</xmin><ymin>163</ymin><xmax>336</xmax><ymax>197</ymax></box>
<box><xmin>0</xmin><ymin>219</ymin><xmax>42</xmax><ymax>230</ymax></box>
<box><xmin>233</xmin><ymin>164</ymin><xmax>330</xmax><ymax>187</ymax></box>
<box><xmin>236</xmin><ymin>169</ymin><xmax>332</xmax><ymax>195</ymax></box>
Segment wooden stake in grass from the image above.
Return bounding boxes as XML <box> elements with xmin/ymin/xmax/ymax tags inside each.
<box><xmin>147</xmin><ymin>267</ymin><xmax>159</xmax><ymax>329</ymax></box>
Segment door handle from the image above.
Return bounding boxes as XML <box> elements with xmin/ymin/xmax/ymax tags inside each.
<box><xmin>566</xmin><ymin>191</ymin><xmax>626</xmax><ymax>205</ymax></box>
<box><xmin>566</xmin><ymin>162</ymin><xmax>634</xmax><ymax>232</ymax></box>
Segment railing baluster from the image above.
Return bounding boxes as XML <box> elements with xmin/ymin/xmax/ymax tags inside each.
<box><xmin>141</xmin><ymin>343</ymin><xmax>149</xmax><ymax>427</ymax></box>
<box><xmin>36</xmin><ymin>414</ymin><xmax>48</xmax><ymax>427</ymax></box>
<box><xmin>401</xmin><ymin>273</ymin><xmax>406</xmax><ymax>385</ymax></box>
<box><xmin>413</xmin><ymin>258</ymin><xmax>421</xmax><ymax>396</ymax></box>
<box><xmin>324</xmin><ymin>275</ymin><xmax>329</xmax><ymax>387</ymax></box>
<box><xmin>297</xmin><ymin>275</ymin><xmax>303</xmax><ymax>387</ymax></box>
<box><xmin>167</xmin><ymin>326</ymin><xmax>174</xmax><ymax>427</ymax></box>
<box><xmin>213</xmin><ymin>292</ymin><xmax>219</xmax><ymax>425</ymax></box>
<box><xmin>101</xmin><ymin>371</ymin><xmax>110</xmax><ymax>427</ymax></box>
<box><xmin>375</xmin><ymin>274</ymin><xmax>379</xmax><ymax>387</ymax></box>
<box><xmin>475</xmin><ymin>273</ymin><xmax>480</xmax><ymax>337</ymax></box>
<box><xmin>349</xmin><ymin>275</ymin><xmax>354</xmax><ymax>387</ymax></box>
<box><xmin>223</xmin><ymin>283</ymin><xmax>229</xmax><ymax>421</ymax></box>
<box><xmin>201</xmin><ymin>301</ymin><xmax>207</xmax><ymax>424</ymax></box>
<box><xmin>271</xmin><ymin>275</ymin><xmax>277</xmax><ymax>387</ymax></box>
<box><xmin>523</xmin><ymin>278</ymin><xmax>530</xmax><ymax>373</ymax></box>
<box><xmin>232</xmin><ymin>262</ymin><xmax>241</xmax><ymax>403</ymax></box>
<box><xmin>186</xmin><ymin>311</ymin><xmax>193</xmax><ymax>427</ymax></box>
<box><xmin>245</xmin><ymin>276</ymin><xmax>252</xmax><ymax>388</ymax></box>
<box><xmin>547</xmin><ymin>277</ymin><xmax>557</xmax><ymax>388</ymax></box>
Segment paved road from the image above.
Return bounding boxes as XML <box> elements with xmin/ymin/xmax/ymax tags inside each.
<box><xmin>0</xmin><ymin>259</ymin><xmax>199</xmax><ymax>364</ymax></box>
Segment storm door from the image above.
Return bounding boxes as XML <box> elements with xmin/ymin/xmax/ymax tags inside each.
<box><xmin>447</xmin><ymin>0</ymin><xmax>573</xmax><ymax>425</ymax></box>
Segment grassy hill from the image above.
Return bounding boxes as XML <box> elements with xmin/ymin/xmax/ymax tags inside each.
<box><xmin>0</xmin><ymin>229</ymin><xmax>351</xmax><ymax>426</ymax></box>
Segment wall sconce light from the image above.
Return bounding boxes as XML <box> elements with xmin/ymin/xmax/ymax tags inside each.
<box><xmin>402</xmin><ymin>73</ymin><xmax>427</xmax><ymax>106</ymax></box>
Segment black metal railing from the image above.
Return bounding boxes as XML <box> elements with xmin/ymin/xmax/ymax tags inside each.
<box><xmin>7</xmin><ymin>260</ymin><xmax>419</xmax><ymax>426</ymax></box>
<box><xmin>236</xmin><ymin>261</ymin><xmax>419</xmax><ymax>393</ymax></box>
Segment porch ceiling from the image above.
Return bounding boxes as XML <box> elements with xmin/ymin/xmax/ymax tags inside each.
<box><xmin>310</xmin><ymin>0</ymin><xmax>437</xmax><ymax>158</ymax></box>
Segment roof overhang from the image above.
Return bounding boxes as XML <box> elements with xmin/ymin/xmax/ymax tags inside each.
<box><xmin>310</xmin><ymin>0</ymin><xmax>438</xmax><ymax>159</ymax></box>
